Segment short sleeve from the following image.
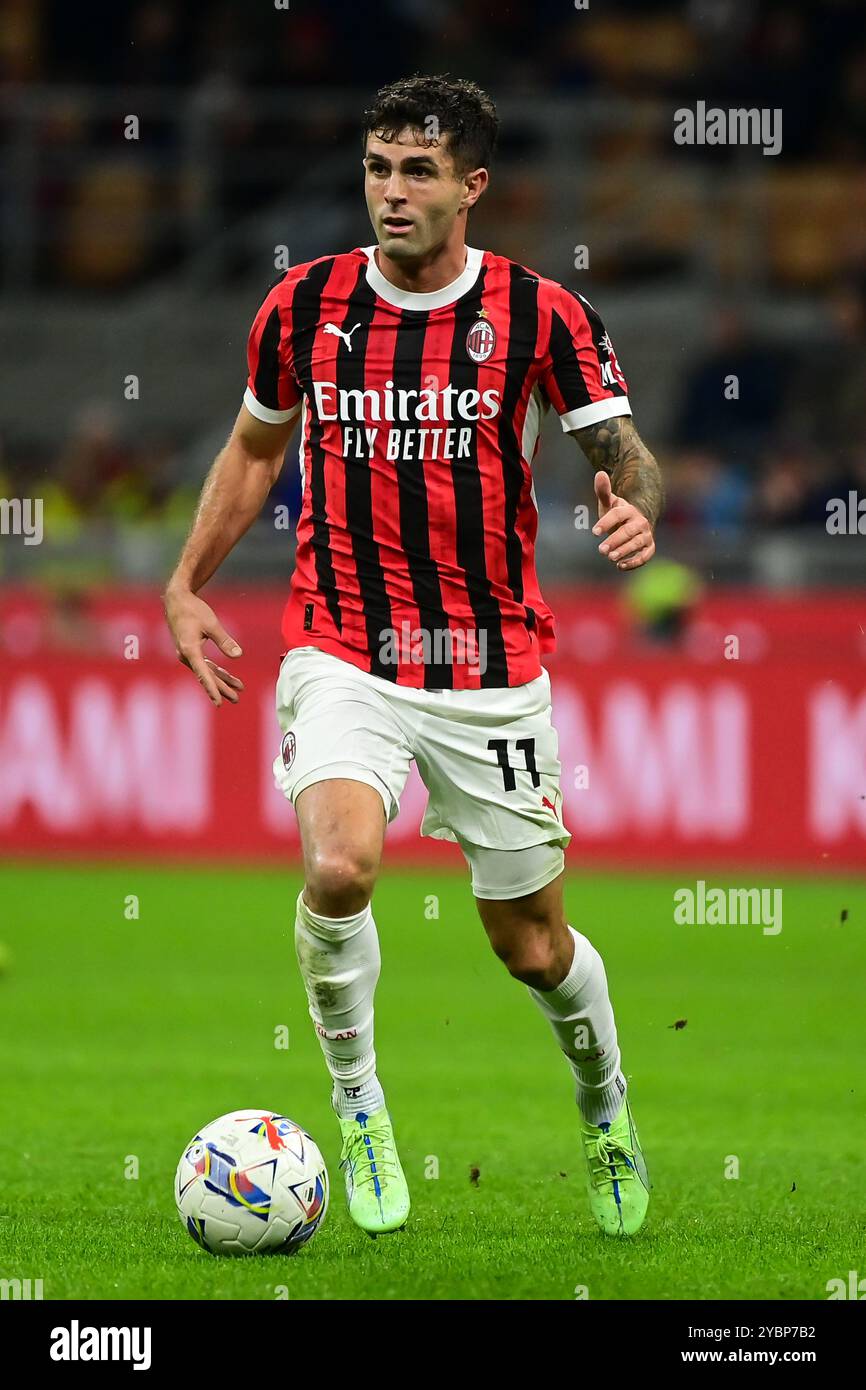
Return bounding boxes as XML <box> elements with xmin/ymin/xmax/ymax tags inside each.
<box><xmin>243</xmin><ymin>281</ymin><xmax>303</xmax><ymax>425</ymax></box>
<box><xmin>537</xmin><ymin>285</ymin><xmax>631</xmax><ymax>432</ymax></box>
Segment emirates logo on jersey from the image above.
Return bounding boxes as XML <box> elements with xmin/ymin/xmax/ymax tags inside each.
<box><xmin>466</xmin><ymin>314</ymin><xmax>496</xmax><ymax>363</ymax></box>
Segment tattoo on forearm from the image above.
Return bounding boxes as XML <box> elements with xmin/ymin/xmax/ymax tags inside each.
<box><xmin>573</xmin><ymin>416</ymin><xmax>664</xmax><ymax>528</ymax></box>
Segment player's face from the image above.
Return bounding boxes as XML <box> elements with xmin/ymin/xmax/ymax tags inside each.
<box><xmin>363</xmin><ymin>128</ymin><xmax>475</xmax><ymax>262</ymax></box>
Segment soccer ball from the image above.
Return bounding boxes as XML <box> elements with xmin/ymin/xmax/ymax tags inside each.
<box><xmin>175</xmin><ymin>1109</ymin><xmax>329</xmax><ymax>1256</ymax></box>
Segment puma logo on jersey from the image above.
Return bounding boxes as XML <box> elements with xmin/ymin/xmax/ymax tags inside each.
<box><xmin>324</xmin><ymin>322</ymin><xmax>361</xmax><ymax>350</ymax></box>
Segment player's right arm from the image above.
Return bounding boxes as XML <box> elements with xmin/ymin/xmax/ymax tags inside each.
<box><xmin>164</xmin><ymin>403</ymin><xmax>299</xmax><ymax>707</ymax></box>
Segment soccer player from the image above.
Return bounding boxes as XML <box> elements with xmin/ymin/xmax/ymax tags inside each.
<box><xmin>164</xmin><ymin>75</ymin><xmax>663</xmax><ymax>1238</ymax></box>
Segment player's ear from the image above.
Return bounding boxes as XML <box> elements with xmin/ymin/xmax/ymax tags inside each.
<box><xmin>461</xmin><ymin>167</ymin><xmax>489</xmax><ymax>209</ymax></box>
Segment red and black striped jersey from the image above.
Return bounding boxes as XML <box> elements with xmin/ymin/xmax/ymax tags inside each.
<box><xmin>244</xmin><ymin>244</ymin><xmax>631</xmax><ymax>689</ymax></box>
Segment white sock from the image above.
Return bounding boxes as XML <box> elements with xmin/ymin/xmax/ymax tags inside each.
<box><xmin>294</xmin><ymin>890</ymin><xmax>386</xmax><ymax>1121</ymax></box>
<box><xmin>527</xmin><ymin>925</ymin><xmax>627</xmax><ymax>1127</ymax></box>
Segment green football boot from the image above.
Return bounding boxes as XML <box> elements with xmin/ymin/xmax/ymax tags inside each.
<box><xmin>580</xmin><ymin>1094</ymin><xmax>650</xmax><ymax>1236</ymax></box>
<box><xmin>336</xmin><ymin>1106</ymin><xmax>410</xmax><ymax>1236</ymax></box>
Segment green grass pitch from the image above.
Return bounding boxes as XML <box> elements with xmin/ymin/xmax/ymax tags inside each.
<box><xmin>0</xmin><ymin>861</ymin><xmax>863</xmax><ymax>1301</ymax></box>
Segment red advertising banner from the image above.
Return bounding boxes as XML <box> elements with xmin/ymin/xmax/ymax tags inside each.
<box><xmin>0</xmin><ymin>587</ymin><xmax>864</xmax><ymax>870</ymax></box>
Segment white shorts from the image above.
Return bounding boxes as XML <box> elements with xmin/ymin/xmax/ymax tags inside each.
<box><xmin>273</xmin><ymin>646</ymin><xmax>571</xmax><ymax>898</ymax></box>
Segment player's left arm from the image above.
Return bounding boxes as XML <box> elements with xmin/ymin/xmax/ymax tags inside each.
<box><xmin>569</xmin><ymin>415</ymin><xmax>664</xmax><ymax>570</ymax></box>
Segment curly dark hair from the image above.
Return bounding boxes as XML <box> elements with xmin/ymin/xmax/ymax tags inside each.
<box><xmin>362</xmin><ymin>73</ymin><xmax>499</xmax><ymax>175</ymax></box>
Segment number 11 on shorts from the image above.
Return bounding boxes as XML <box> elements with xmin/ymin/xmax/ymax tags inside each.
<box><xmin>487</xmin><ymin>737</ymin><xmax>541</xmax><ymax>791</ymax></box>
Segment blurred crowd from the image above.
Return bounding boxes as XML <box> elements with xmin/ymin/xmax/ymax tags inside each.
<box><xmin>2</xmin><ymin>0</ymin><xmax>865</xmax><ymax>286</ymax></box>
<box><xmin>3</xmin><ymin>0</ymin><xmax>865</xmax><ymax>165</ymax></box>
<box><xmin>665</xmin><ymin>278</ymin><xmax>866</xmax><ymax>533</ymax></box>
<box><xmin>0</xmin><ymin>401</ymin><xmax>299</xmax><ymax>560</ymax></box>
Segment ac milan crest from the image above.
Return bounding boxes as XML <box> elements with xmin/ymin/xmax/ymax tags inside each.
<box><xmin>466</xmin><ymin>315</ymin><xmax>496</xmax><ymax>363</ymax></box>
<box><xmin>281</xmin><ymin>731</ymin><xmax>296</xmax><ymax>770</ymax></box>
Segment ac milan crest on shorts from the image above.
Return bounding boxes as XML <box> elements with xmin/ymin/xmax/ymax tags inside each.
<box><xmin>281</xmin><ymin>730</ymin><xmax>296</xmax><ymax>770</ymax></box>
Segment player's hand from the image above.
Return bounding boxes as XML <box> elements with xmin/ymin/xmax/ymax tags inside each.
<box><xmin>591</xmin><ymin>471</ymin><xmax>656</xmax><ymax>570</ymax></box>
<box><xmin>163</xmin><ymin>585</ymin><xmax>245</xmax><ymax>707</ymax></box>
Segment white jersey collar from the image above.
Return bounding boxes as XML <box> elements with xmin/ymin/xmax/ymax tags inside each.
<box><xmin>363</xmin><ymin>244</ymin><xmax>484</xmax><ymax>310</ymax></box>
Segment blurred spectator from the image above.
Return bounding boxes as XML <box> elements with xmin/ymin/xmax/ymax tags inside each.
<box><xmin>783</xmin><ymin>277</ymin><xmax>866</xmax><ymax>459</ymax></box>
<box><xmin>120</xmin><ymin>2</ymin><xmax>185</xmax><ymax>86</ymax></box>
<box><xmin>624</xmin><ymin>557</ymin><xmax>703</xmax><ymax>646</ymax></box>
<box><xmin>661</xmin><ymin>449</ymin><xmax>751</xmax><ymax>533</ymax></box>
<box><xmin>751</xmin><ymin>446</ymin><xmax>814</xmax><ymax>529</ymax></box>
<box><xmin>31</xmin><ymin>404</ymin><xmax>187</xmax><ymax>531</ymax></box>
<box><xmin>673</xmin><ymin>306</ymin><xmax>790</xmax><ymax>464</ymax></box>
<box><xmin>0</xmin><ymin>0</ymin><xmax>40</xmax><ymax>82</ymax></box>
<box><xmin>54</xmin><ymin>404</ymin><xmax>134</xmax><ymax>517</ymax></box>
